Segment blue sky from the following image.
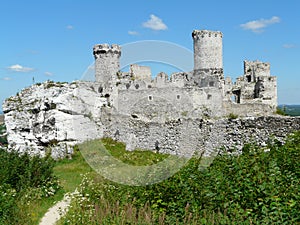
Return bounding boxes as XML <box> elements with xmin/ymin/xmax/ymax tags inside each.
<box><xmin>1</xmin><ymin>0</ymin><xmax>300</xmax><ymax>112</ymax></box>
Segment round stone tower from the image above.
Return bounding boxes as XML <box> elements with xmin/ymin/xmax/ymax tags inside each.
<box><xmin>192</xmin><ymin>30</ymin><xmax>223</xmax><ymax>75</ymax></box>
<box><xmin>93</xmin><ymin>44</ymin><xmax>121</xmax><ymax>83</ymax></box>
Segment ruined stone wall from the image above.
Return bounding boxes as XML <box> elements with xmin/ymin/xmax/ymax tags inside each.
<box><xmin>255</xmin><ymin>76</ymin><xmax>277</xmax><ymax>108</ymax></box>
<box><xmin>231</xmin><ymin>60</ymin><xmax>277</xmax><ymax>109</ymax></box>
<box><xmin>223</xmin><ymin>101</ymin><xmax>275</xmax><ymax>117</ymax></box>
<box><xmin>130</xmin><ymin>64</ymin><xmax>152</xmax><ymax>81</ymax></box>
<box><xmin>244</xmin><ymin>60</ymin><xmax>270</xmax><ymax>78</ymax></box>
<box><xmin>104</xmin><ymin>114</ymin><xmax>300</xmax><ymax>156</ymax></box>
<box><xmin>117</xmin><ymin>87</ymin><xmax>193</xmax><ymax>120</ymax></box>
<box><xmin>117</xmin><ymin>85</ymin><xmax>224</xmax><ymax>119</ymax></box>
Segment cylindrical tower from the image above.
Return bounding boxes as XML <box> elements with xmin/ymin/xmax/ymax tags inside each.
<box><xmin>93</xmin><ymin>44</ymin><xmax>121</xmax><ymax>83</ymax></box>
<box><xmin>192</xmin><ymin>30</ymin><xmax>223</xmax><ymax>73</ymax></box>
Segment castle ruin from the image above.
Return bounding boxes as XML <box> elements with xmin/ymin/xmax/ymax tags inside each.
<box><xmin>3</xmin><ymin>29</ymin><xmax>286</xmax><ymax>158</ymax></box>
<box><xmin>93</xmin><ymin>29</ymin><xmax>277</xmax><ymax>120</ymax></box>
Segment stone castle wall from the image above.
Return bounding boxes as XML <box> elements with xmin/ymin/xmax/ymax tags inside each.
<box><xmin>103</xmin><ymin>111</ymin><xmax>300</xmax><ymax>156</ymax></box>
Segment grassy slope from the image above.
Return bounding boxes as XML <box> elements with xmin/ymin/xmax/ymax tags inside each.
<box><xmin>37</xmin><ymin>139</ymin><xmax>169</xmax><ymax>224</ymax></box>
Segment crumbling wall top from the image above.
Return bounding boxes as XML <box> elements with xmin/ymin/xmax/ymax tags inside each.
<box><xmin>93</xmin><ymin>44</ymin><xmax>121</xmax><ymax>59</ymax></box>
<box><xmin>244</xmin><ymin>60</ymin><xmax>270</xmax><ymax>77</ymax></box>
<box><xmin>192</xmin><ymin>30</ymin><xmax>223</xmax><ymax>39</ymax></box>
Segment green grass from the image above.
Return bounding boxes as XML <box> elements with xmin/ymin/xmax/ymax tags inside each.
<box><xmin>53</xmin><ymin>147</ymin><xmax>95</xmax><ymax>192</ymax></box>
<box><xmin>102</xmin><ymin>137</ymin><xmax>169</xmax><ymax>166</ymax></box>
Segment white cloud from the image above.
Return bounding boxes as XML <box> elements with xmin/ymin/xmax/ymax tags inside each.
<box><xmin>283</xmin><ymin>44</ymin><xmax>296</xmax><ymax>49</ymax></box>
<box><xmin>44</xmin><ymin>71</ymin><xmax>53</xmax><ymax>76</ymax></box>
<box><xmin>66</xmin><ymin>25</ymin><xmax>74</xmax><ymax>30</ymax></box>
<box><xmin>240</xmin><ymin>16</ymin><xmax>280</xmax><ymax>33</ymax></box>
<box><xmin>128</xmin><ymin>31</ymin><xmax>139</xmax><ymax>35</ymax></box>
<box><xmin>143</xmin><ymin>14</ymin><xmax>167</xmax><ymax>31</ymax></box>
<box><xmin>2</xmin><ymin>77</ymin><xmax>11</xmax><ymax>81</ymax></box>
<box><xmin>7</xmin><ymin>64</ymin><xmax>34</xmax><ymax>73</ymax></box>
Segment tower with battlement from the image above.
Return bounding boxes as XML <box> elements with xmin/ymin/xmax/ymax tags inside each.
<box><xmin>93</xmin><ymin>44</ymin><xmax>121</xmax><ymax>83</ymax></box>
<box><xmin>192</xmin><ymin>30</ymin><xmax>223</xmax><ymax>79</ymax></box>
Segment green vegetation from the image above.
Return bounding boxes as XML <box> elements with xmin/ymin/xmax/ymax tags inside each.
<box><xmin>227</xmin><ymin>112</ymin><xmax>238</xmax><ymax>119</ymax></box>
<box><xmin>278</xmin><ymin>105</ymin><xmax>300</xmax><ymax>116</ymax></box>
<box><xmin>1</xmin><ymin>127</ymin><xmax>300</xmax><ymax>224</ymax></box>
<box><xmin>45</xmin><ymin>80</ymin><xmax>67</xmax><ymax>89</ymax></box>
<box><xmin>53</xmin><ymin>146</ymin><xmax>95</xmax><ymax>192</ymax></box>
<box><xmin>58</xmin><ymin>133</ymin><xmax>300</xmax><ymax>224</ymax></box>
<box><xmin>275</xmin><ymin>106</ymin><xmax>287</xmax><ymax>116</ymax></box>
<box><xmin>0</xmin><ymin>149</ymin><xmax>60</xmax><ymax>224</ymax></box>
<box><xmin>181</xmin><ymin>111</ymin><xmax>188</xmax><ymax>117</ymax></box>
<box><xmin>101</xmin><ymin>137</ymin><xmax>168</xmax><ymax>166</ymax></box>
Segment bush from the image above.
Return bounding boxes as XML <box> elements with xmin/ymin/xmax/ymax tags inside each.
<box><xmin>0</xmin><ymin>149</ymin><xmax>56</xmax><ymax>191</ymax></box>
<box><xmin>0</xmin><ymin>148</ymin><xmax>60</xmax><ymax>224</ymax></box>
<box><xmin>228</xmin><ymin>113</ymin><xmax>238</xmax><ymax>119</ymax></box>
<box><xmin>276</xmin><ymin>107</ymin><xmax>287</xmax><ymax>116</ymax></box>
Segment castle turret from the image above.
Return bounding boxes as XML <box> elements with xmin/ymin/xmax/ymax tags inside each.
<box><xmin>93</xmin><ymin>44</ymin><xmax>121</xmax><ymax>83</ymax></box>
<box><xmin>192</xmin><ymin>30</ymin><xmax>223</xmax><ymax>76</ymax></box>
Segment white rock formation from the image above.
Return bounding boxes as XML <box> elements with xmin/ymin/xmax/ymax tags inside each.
<box><xmin>3</xmin><ymin>81</ymin><xmax>105</xmax><ymax>158</ymax></box>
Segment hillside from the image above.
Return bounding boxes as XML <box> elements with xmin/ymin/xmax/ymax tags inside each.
<box><xmin>278</xmin><ymin>105</ymin><xmax>300</xmax><ymax>116</ymax></box>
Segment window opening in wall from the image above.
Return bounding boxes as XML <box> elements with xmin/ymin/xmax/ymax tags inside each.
<box><xmin>209</xmin><ymin>81</ymin><xmax>214</xmax><ymax>87</ymax></box>
<box><xmin>207</xmin><ymin>94</ymin><xmax>212</xmax><ymax>100</ymax></box>
<box><xmin>131</xmin><ymin>114</ymin><xmax>138</xmax><ymax>119</ymax></box>
<box><xmin>177</xmin><ymin>95</ymin><xmax>180</xmax><ymax>100</ymax></box>
<box><xmin>155</xmin><ymin>140</ymin><xmax>160</xmax><ymax>151</ymax></box>
<box><xmin>148</xmin><ymin>96</ymin><xmax>153</xmax><ymax>101</ymax></box>
<box><xmin>232</xmin><ymin>90</ymin><xmax>241</xmax><ymax>103</ymax></box>
<box><xmin>246</xmin><ymin>75</ymin><xmax>251</xmax><ymax>82</ymax></box>
<box><xmin>98</xmin><ymin>86</ymin><xmax>103</xmax><ymax>93</ymax></box>
<box><xmin>231</xmin><ymin>95</ymin><xmax>235</xmax><ymax>102</ymax></box>
<box><xmin>135</xmin><ymin>84</ymin><xmax>139</xmax><ymax>89</ymax></box>
<box><xmin>148</xmin><ymin>85</ymin><xmax>152</xmax><ymax>88</ymax></box>
<box><xmin>126</xmin><ymin>83</ymin><xmax>130</xmax><ymax>89</ymax></box>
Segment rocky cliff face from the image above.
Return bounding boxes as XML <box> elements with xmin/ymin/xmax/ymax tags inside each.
<box><xmin>3</xmin><ymin>81</ymin><xmax>105</xmax><ymax>158</ymax></box>
<box><xmin>3</xmin><ymin>81</ymin><xmax>300</xmax><ymax>159</ymax></box>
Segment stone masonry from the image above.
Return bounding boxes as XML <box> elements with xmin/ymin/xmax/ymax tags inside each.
<box><xmin>2</xmin><ymin>29</ymin><xmax>298</xmax><ymax>158</ymax></box>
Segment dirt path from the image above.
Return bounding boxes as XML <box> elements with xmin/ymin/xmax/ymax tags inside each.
<box><xmin>39</xmin><ymin>194</ymin><xmax>71</xmax><ymax>225</ymax></box>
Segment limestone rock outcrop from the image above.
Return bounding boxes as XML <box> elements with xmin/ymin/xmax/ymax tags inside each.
<box><xmin>3</xmin><ymin>81</ymin><xmax>105</xmax><ymax>158</ymax></box>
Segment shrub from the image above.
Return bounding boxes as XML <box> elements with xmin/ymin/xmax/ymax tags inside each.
<box><xmin>228</xmin><ymin>112</ymin><xmax>238</xmax><ymax>119</ymax></box>
<box><xmin>275</xmin><ymin>107</ymin><xmax>287</xmax><ymax>116</ymax></box>
<box><xmin>0</xmin><ymin>148</ymin><xmax>60</xmax><ymax>224</ymax></box>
